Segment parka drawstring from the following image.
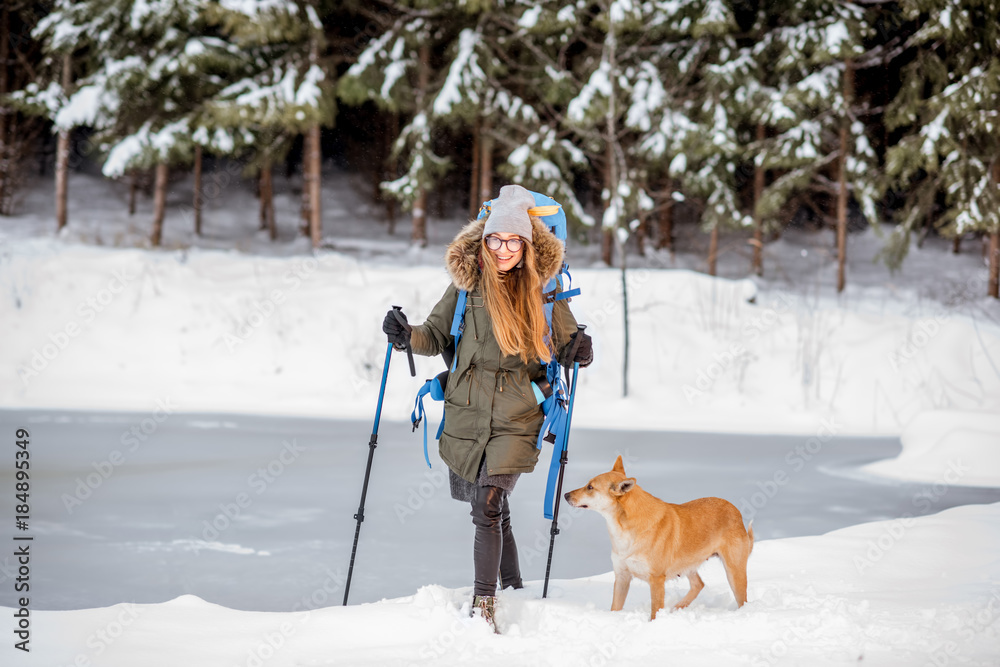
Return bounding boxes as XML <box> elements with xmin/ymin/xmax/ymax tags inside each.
<box><xmin>498</xmin><ymin>368</ymin><xmax>531</xmax><ymax>404</ymax></box>
<box><xmin>463</xmin><ymin>364</ymin><xmax>476</xmax><ymax>405</ymax></box>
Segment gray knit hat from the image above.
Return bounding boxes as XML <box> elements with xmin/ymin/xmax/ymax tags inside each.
<box><xmin>482</xmin><ymin>185</ymin><xmax>535</xmax><ymax>241</ymax></box>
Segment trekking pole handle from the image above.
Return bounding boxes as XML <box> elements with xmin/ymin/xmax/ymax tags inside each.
<box><xmin>562</xmin><ymin>324</ymin><xmax>587</xmax><ymax>386</ymax></box>
<box><xmin>392</xmin><ymin>305</ymin><xmax>416</xmax><ymax>377</ymax></box>
<box><xmin>565</xmin><ymin>324</ymin><xmax>586</xmax><ymax>364</ymax></box>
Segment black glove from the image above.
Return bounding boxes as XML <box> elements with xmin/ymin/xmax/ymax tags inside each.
<box><xmin>559</xmin><ymin>330</ymin><xmax>593</xmax><ymax>368</ymax></box>
<box><xmin>382</xmin><ymin>309</ymin><xmax>410</xmax><ymax>350</ymax></box>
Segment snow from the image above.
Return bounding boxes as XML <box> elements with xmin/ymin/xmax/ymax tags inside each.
<box><xmin>568</xmin><ymin>61</ymin><xmax>612</xmax><ymax>123</ymax></box>
<box><xmin>102</xmin><ymin>126</ymin><xmax>148</xmax><ymax>177</ymax></box>
<box><xmin>102</xmin><ymin>118</ymin><xmax>192</xmax><ymax>177</ymax></box>
<box><xmin>294</xmin><ymin>64</ymin><xmax>325</xmax><ymax>107</ymax></box>
<box><xmin>4</xmin><ymin>172</ymin><xmax>1000</xmax><ymax>440</ymax></box>
<box><xmin>55</xmin><ymin>82</ymin><xmax>120</xmax><ymax>130</ymax></box>
<box><xmin>556</xmin><ymin>4</ymin><xmax>577</xmax><ymax>25</ymax></box>
<box><xmin>433</xmin><ymin>29</ymin><xmax>483</xmax><ymax>116</ymax></box>
<box><xmin>922</xmin><ymin>109</ymin><xmax>950</xmax><ymax>156</ymax></box>
<box><xmin>863</xmin><ymin>411</ymin><xmax>1000</xmax><ymax>486</ymax></box>
<box><xmin>823</xmin><ymin>20</ymin><xmax>850</xmax><ymax>54</ymax></box>
<box><xmin>3</xmin><ymin>169</ymin><xmax>1000</xmax><ymax>663</ymax></box>
<box><xmin>11</xmin><ymin>503</ymin><xmax>1000</xmax><ymax>665</ymax></box>
<box><xmin>346</xmin><ymin>29</ymin><xmax>392</xmax><ymax>79</ymax></box>
<box><xmin>669</xmin><ymin>152</ymin><xmax>687</xmax><ymax>174</ymax></box>
<box><xmin>695</xmin><ymin>0</ymin><xmax>730</xmax><ymax>33</ymax></box>
<box><xmin>219</xmin><ymin>0</ymin><xmax>296</xmax><ymax>17</ymax></box>
<box><xmin>381</xmin><ymin>38</ymin><xmax>409</xmax><ymax>101</ymax></box>
<box><xmin>796</xmin><ymin>65</ymin><xmax>838</xmax><ymax>101</ymax></box>
<box><xmin>625</xmin><ymin>62</ymin><xmax>665</xmax><ymax>132</ymax></box>
<box><xmin>518</xmin><ymin>6</ymin><xmax>542</xmax><ymax>29</ymax></box>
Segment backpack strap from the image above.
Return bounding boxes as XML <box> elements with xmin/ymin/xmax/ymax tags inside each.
<box><xmin>539</xmin><ymin>377</ymin><xmax>570</xmax><ymax>520</ymax></box>
<box><xmin>410</xmin><ymin>370</ymin><xmax>449</xmax><ymax>469</ymax></box>
<box><xmin>449</xmin><ymin>289</ymin><xmax>468</xmax><ymax>373</ymax></box>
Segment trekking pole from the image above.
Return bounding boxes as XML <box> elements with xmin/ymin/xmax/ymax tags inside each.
<box><xmin>543</xmin><ymin>324</ymin><xmax>586</xmax><ymax>598</ymax></box>
<box><xmin>343</xmin><ymin>341</ymin><xmax>394</xmax><ymax>606</ymax></box>
<box><xmin>391</xmin><ymin>305</ymin><xmax>416</xmax><ymax>378</ymax></box>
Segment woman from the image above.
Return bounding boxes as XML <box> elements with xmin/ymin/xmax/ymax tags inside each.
<box><xmin>382</xmin><ymin>184</ymin><xmax>593</xmax><ymax>632</ymax></box>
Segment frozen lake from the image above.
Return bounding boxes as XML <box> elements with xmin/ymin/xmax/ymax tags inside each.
<box><xmin>2</xmin><ymin>408</ymin><xmax>998</xmax><ymax>612</ymax></box>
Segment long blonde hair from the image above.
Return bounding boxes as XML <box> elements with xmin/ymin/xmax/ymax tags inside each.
<box><xmin>480</xmin><ymin>237</ymin><xmax>552</xmax><ymax>364</ymax></box>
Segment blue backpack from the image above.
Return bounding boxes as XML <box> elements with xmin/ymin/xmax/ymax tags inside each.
<box><xmin>411</xmin><ymin>191</ymin><xmax>580</xmax><ymax>519</ymax></box>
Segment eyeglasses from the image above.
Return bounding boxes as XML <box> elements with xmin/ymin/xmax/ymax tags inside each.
<box><xmin>485</xmin><ymin>236</ymin><xmax>524</xmax><ymax>252</ymax></box>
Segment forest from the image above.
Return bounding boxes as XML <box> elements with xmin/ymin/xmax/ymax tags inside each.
<box><xmin>1</xmin><ymin>0</ymin><xmax>998</xmax><ymax>296</ymax></box>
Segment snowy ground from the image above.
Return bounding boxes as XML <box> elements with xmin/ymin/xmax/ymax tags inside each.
<box><xmin>15</xmin><ymin>503</ymin><xmax>1000</xmax><ymax>667</ymax></box>
<box><xmin>4</xmin><ymin>171</ymin><xmax>1000</xmax><ymax>443</ymax></box>
<box><xmin>2</xmin><ymin>170</ymin><xmax>1000</xmax><ymax>665</ymax></box>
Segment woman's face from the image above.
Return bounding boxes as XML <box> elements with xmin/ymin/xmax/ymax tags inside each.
<box><xmin>488</xmin><ymin>232</ymin><xmax>525</xmax><ymax>273</ymax></box>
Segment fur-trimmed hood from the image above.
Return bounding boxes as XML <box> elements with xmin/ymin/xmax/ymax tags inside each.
<box><xmin>444</xmin><ymin>217</ymin><xmax>565</xmax><ymax>291</ymax></box>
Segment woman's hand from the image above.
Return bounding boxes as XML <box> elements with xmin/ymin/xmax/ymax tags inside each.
<box><xmin>382</xmin><ymin>308</ymin><xmax>410</xmax><ymax>350</ymax></box>
<box><xmin>559</xmin><ymin>330</ymin><xmax>593</xmax><ymax>368</ymax></box>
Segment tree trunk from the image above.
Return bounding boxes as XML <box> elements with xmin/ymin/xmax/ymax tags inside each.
<box><xmin>990</xmin><ymin>160</ymin><xmax>1000</xmax><ymax>299</ymax></box>
<box><xmin>752</xmin><ymin>122</ymin><xmax>766</xmax><ymax>276</ymax></box>
<box><xmin>128</xmin><ymin>172</ymin><xmax>138</xmax><ymax>215</ymax></box>
<box><xmin>657</xmin><ymin>178</ymin><xmax>674</xmax><ymax>252</ymax></box>
<box><xmin>836</xmin><ymin>62</ymin><xmax>855</xmax><ymax>294</ymax></box>
<box><xmin>386</xmin><ymin>113</ymin><xmax>398</xmax><ymax>234</ymax></box>
<box><xmin>300</xmin><ymin>130</ymin><xmax>313</xmax><ymax>236</ymax></box>
<box><xmin>952</xmin><ymin>235</ymin><xmax>961</xmax><ymax>255</ymax></box>
<box><xmin>308</xmin><ymin>124</ymin><xmax>322</xmax><ymax>248</ymax></box>
<box><xmin>55</xmin><ymin>53</ymin><xmax>72</xmax><ymax>231</ymax></box>
<box><xmin>620</xmin><ymin>252</ymin><xmax>630</xmax><ymax>399</ymax></box>
<box><xmin>478</xmin><ymin>119</ymin><xmax>494</xmax><ymax>204</ymax></box>
<box><xmin>259</xmin><ymin>166</ymin><xmax>267</xmax><ymax>230</ymax></box>
<box><xmin>410</xmin><ymin>43</ymin><xmax>431</xmax><ymax>248</ymax></box>
<box><xmin>372</xmin><ymin>115</ymin><xmax>384</xmax><ymax>204</ymax></box>
<box><xmin>469</xmin><ymin>117</ymin><xmax>481</xmax><ymax>218</ymax></box>
<box><xmin>635</xmin><ymin>210</ymin><xmax>647</xmax><ymax>257</ymax></box>
<box><xmin>151</xmin><ymin>162</ymin><xmax>168</xmax><ymax>246</ymax></box>
<box><xmin>412</xmin><ymin>188</ymin><xmax>428</xmax><ymax>247</ymax></box>
<box><xmin>601</xmin><ymin>134</ymin><xmax>615</xmax><ymax>266</ymax></box>
<box><xmin>260</xmin><ymin>161</ymin><xmax>276</xmax><ymax>241</ymax></box>
<box><xmin>434</xmin><ymin>179</ymin><xmax>447</xmax><ymax>218</ymax></box>
<box><xmin>193</xmin><ymin>145</ymin><xmax>203</xmax><ymax>235</ymax></box>
<box><xmin>0</xmin><ymin>2</ymin><xmax>9</xmax><ymax>211</ymax></box>
<box><xmin>707</xmin><ymin>224</ymin><xmax>719</xmax><ymax>276</ymax></box>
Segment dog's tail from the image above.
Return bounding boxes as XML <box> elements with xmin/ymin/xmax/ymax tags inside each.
<box><xmin>747</xmin><ymin>520</ymin><xmax>755</xmax><ymax>554</ymax></box>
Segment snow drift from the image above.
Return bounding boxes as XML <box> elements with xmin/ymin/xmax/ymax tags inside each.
<box><xmin>12</xmin><ymin>503</ymin><xmax>1000</xmax><ymax>667</ymax></box>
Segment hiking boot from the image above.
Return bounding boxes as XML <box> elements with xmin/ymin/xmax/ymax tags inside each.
<box><xmin>472</xmin><ymin>595</ymin><xmax>499</xmax><ymax>634</ymax></box>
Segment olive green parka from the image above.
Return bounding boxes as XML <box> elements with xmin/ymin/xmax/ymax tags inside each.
<box><xmin>409</xmin><ymin>218</ymin><xmax>579</xmax><ymax>483</ymax></box>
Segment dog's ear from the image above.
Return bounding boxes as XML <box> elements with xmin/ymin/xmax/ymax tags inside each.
<box><xmin>612</xmin><ymin>455</ymin><xmax>625</xmax><ymax>474</ymax></box>
<box><xmin>611</xmin><ymin>478</ymin><xmax>636</xmax><ymax>496</ymax></box>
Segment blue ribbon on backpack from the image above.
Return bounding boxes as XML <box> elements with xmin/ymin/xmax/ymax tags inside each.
<box><xmin>411</xmin><ymin>372</ymin><xmax>448</xmax><ymax>469</ymax></box>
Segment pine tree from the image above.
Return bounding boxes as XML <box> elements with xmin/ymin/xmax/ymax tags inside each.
<box><xmin>339</xmin><ymin>2</ymin><xmax>597</xmax><ymax>245</ymax></box>
<box><xmin>486</xmin><ymin>3</ymin><xmax>592</xmax><ymax>229</ymax></box>
<box><xmin>751</xmin><ymin>0</ymin><xmax>879</xmax><ymax>291</ymax></box>
<box><xmin>338</xmin><ymin>5</ymin><xmax>458</xmax><ymax>247</ymax></box>
<box><xmin>204</xmin><ymin>0</ymin><xmax>335</xmax><ymax>246</ymax></box>
<box><xmin>21</xmin><ymin>0</ymin><xmax>245</xmax><ymax>242</ymax></box>
<box><xmin>882</xmin><ymin>0</ymin><xmax>1000</xmax><ymax>298</ymax></box>
<box><xmin>0</xmin><ymin>2</ymin><xmax>47</xmax><ymax>216</ymax></box>
<box><xmin>616</xmin><ymin>0</ymin><xmax>751</xmax><ymax>274</ymax></box>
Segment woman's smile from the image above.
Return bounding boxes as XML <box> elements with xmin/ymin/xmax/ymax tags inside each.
<box><xmin>490</xmin><ymin>233</ymin><xmax>524</xmax><ymax>272</ymax></box>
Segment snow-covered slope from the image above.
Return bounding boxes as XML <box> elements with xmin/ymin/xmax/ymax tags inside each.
<box><xmin>4</xmin><ymin>236</ymin><xmax>999</xmax><ymax>442</ymax></box>
<box><xmin>14</xmin><ymin>503</ymin><xmax>1000</xmax><ymax>667</ymax></box>
<box><xmin>864</xmin><ymin>411</ymin><xmax>1000</xmax><ymax>486</ymax></box>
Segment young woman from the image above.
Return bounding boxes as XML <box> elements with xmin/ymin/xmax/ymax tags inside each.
<box><xmin>382</xmin><ymin>184</ymin><xmax>593</xmax><ymax>632</ymax></box>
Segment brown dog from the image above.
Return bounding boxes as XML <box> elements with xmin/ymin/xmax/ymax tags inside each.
<box><xmin>564</xmin><ymin>455</ymin><xmax>754</xmax><ymax>620</ymax></box>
